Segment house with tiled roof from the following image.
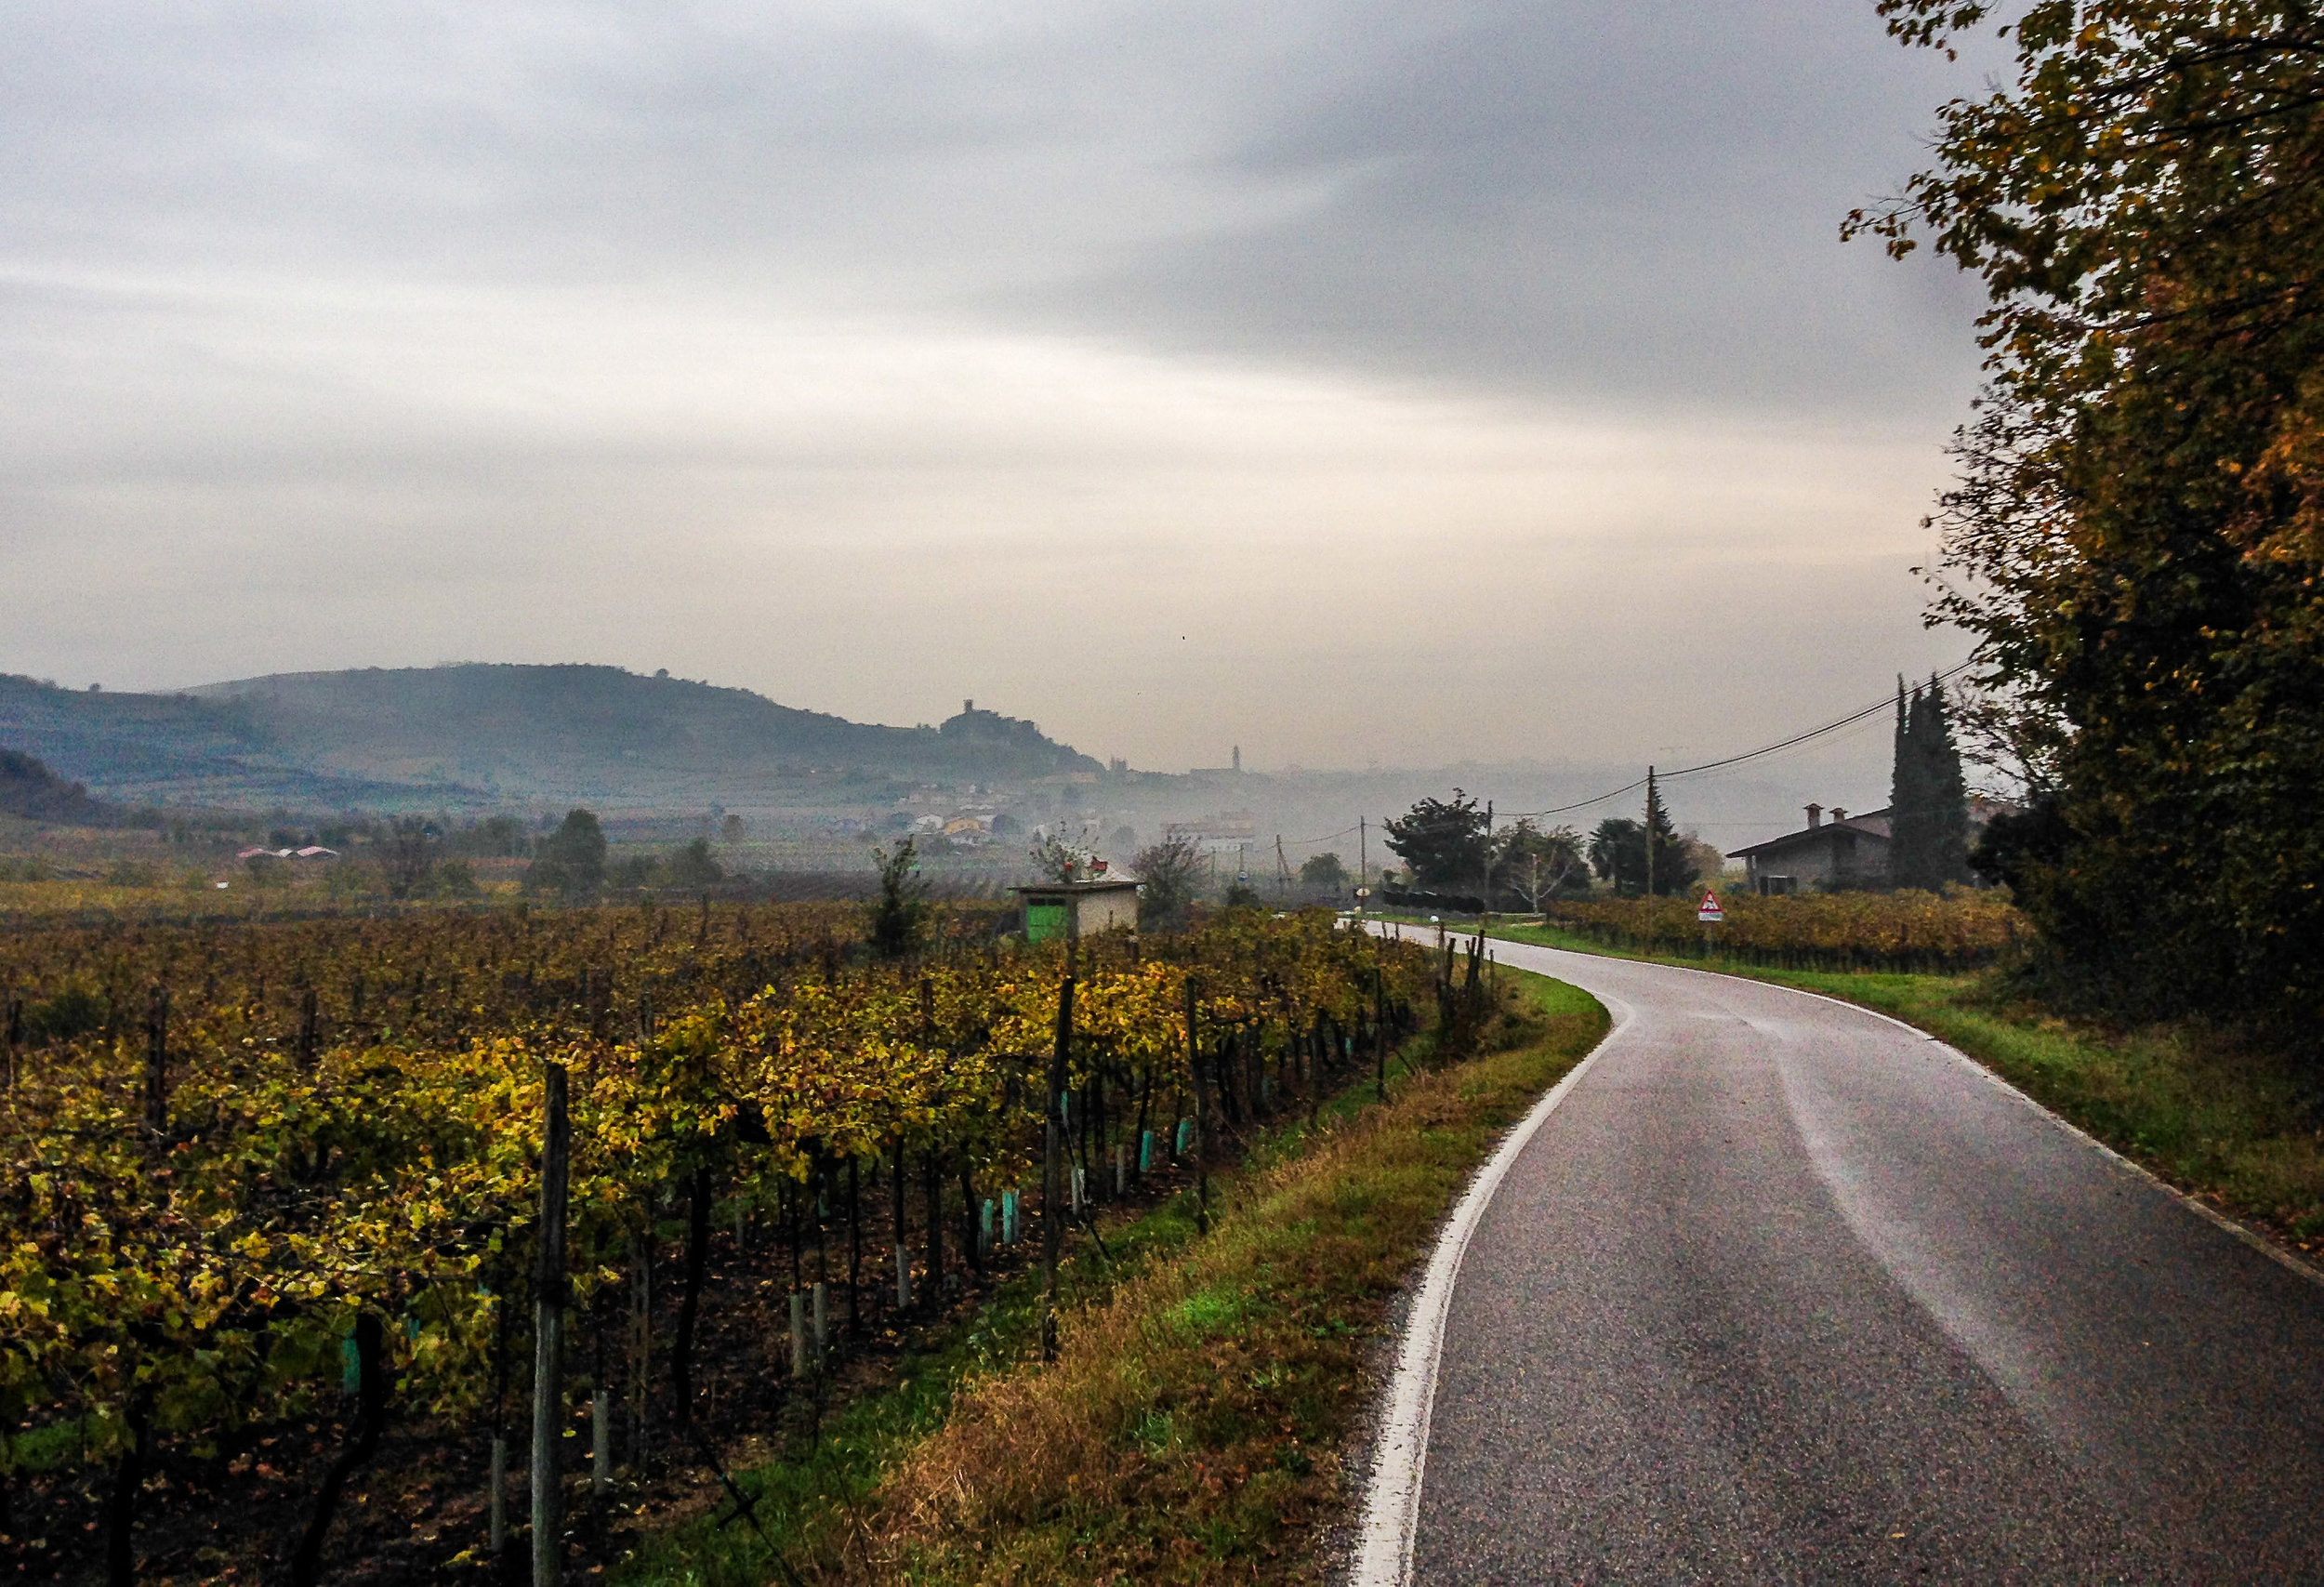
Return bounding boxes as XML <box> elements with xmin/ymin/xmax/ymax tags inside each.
<box><xmin>1726</xmin><ymin>804</ymin><xmax>1892</xmax><ymax>894</ymax></box>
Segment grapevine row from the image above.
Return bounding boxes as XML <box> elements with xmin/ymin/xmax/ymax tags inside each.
<box><xmin>0</xmin><ymin>903</ymin><xmax>1428</xmax><ymax>1580</ymax></box>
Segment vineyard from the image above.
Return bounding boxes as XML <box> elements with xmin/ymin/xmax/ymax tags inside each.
<box><xmin>0</xmin><ymin>899</ymin><xmax>1430</xmax><ymax>1584</ymax></box>
<box><xmin>1542</xmin><ymin>888</ymin><xmax>2025</xmax><ymax>972</ymax></box>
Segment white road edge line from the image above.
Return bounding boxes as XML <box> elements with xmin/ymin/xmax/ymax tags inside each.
<box><xmin>1349</xmin><ymin>922</ymin><xmax>1633</xmax><ymax>1587</ymax></box>
<box><xmin>1347</xmin><ymin>919</ymin><xmax>2323</xmax><ymax>1586</ymax></box>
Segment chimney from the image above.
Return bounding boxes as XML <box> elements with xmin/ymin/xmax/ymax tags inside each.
<box><xmin>964</xmin><ymin>698</ymin><xmax>973</xmax><ymax>713</ymax></box>
<box><xmin>1804</xmin><ymin>803</ymin><xmax>1823</xmax><ymax>829</ymax></box>
<box><xmin>1830</xmin><ymin>807</ymin><xmax>1848</xmax><ymax>823</ymax></box>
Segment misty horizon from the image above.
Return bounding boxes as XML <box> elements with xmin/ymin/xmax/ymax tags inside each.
<box><xmin>3</xmin><ymin>1</ymin><xmax>1986</xmax><ymax>776</ymax></box>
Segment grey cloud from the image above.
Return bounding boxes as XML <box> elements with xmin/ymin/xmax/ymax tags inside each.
<box><xmin>0</xmin><ymin>0</ymin><xmax>1991</xmax><ymax>775</ymax></box>
<box><xmin>1009</xmin><ymin>1</ymin><xmax>1990</xmax><ymax>413</ymax></box>
<box><xmin>1</xmin><ymin>0</ymin><xmax>1985</xmax><ymax>410</ymax></box>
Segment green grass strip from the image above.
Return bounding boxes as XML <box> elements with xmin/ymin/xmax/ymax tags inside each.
<box><xmin>1477</xmin><ymin>920</ymin><xmax>2324</xmax><ymax>1248</ymax></box>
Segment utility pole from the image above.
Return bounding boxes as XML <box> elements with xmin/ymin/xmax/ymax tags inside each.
<box><xmin>1274</xmin><ymin>835</ymin><xmax>1291</xmax><ymax>895</ymax></box>
<box><xmin>1359</xmin><ymin>816</ymin><xmax>1367</xmax><ymax>890</ymax></box>
<box><xmin>1482</xmin><ymin>800</ymin><xmax>1495</xmax><ymax>919</ymax></box>
<box><xmin>1644</xmin><ymin>766</ymin><xmax>1657</xmax><ymax>899</ymax></box>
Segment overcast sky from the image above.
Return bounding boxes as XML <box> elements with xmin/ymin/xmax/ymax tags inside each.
<box><xmin>0</xmin><ymin>0</ymin><xmax>1991</xmax><ymax>774</ymax></box>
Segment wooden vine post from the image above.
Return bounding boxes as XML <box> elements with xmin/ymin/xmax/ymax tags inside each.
<box><xmin>1375</xmin><ymin>970</ymin><xmax>1388</xmax><ymax>1104</ymax></box>
<box><xmin>532</xmin><ymin>1063</ymin><xmax>570</xmax><ymax>1587</ymax></box>
<box><xmin>1040</xmin><ymin>965</ymin><xmax>1074</xmax><ymax>1361</ymax></box>
<box><xmin>627</xmin><ymin>1229</ymin><xmax>651</xmax><ymax>1469</ymax></box>
<box><xmin>143</xmin><ymin>985</ymin><xmax>169</xmax><ymax>1141</ymax></box>
<box><xmin>297</xmin><ymin>985</ymin><xmax>320</xmax><ymax>1070</ymax></box>
<box><xmin>1187</xmin><ymin>975</ymin><xmax>1208</xmax><ymax>1237</ymax></box>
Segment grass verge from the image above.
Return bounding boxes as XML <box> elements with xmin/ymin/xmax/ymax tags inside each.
<box><xmin>1469</xmin><ymin>919</ymin><xmax>2324</xmax><ymax>1254</ymax></box>
<box><xmin>618</xmin><ymin>971</ymin><xmax>1608</xmax><ymax>1585</ymax></box>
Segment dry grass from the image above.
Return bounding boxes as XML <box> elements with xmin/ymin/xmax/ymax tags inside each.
<box><xmin>852</xmin><ymin>975</ymin><xmax>1607</xmax><ymax>1583</ymax></box>
<box><xmin>612</xmin><ymin>974</ymin><xmax>1605</xmax><ymax>1587</ymax></box>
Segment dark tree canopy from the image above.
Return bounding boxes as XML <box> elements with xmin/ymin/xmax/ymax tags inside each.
<box><xmin>867</xmin><ymin>838</ymin><xmax>927</xmax><ymax>959</ymax></box>
<box><xmin>1299</xmin><ymin>852</ymin><xmax>1351</xmax><ymax>893</ymax></box>
<box><xmin>529</xmin><ymin>808</ymin><xmax>607</xmax><ymax>898</ymax></box>
<box><xmin>1590</xmin><ymin>777</ymin><xmax>1697</xmax><ymax>898</ymax></box>
<box><xmin>668</xmin><ymin>836</ymin><xmax>723</xmax><ymax>889</ymax></box>
<box><xmin>1859</xmin><ymin>0</ymin><xmax>2324</xmax><ymax>1024</ymax></box>
<box><xmin>446</xmin><ymin>813</ymin><xmax>532</xmax><ymax>859</ymax></box>
<box><xmin>1383</xmin><ymin>791</ymin><xmax>1494</xmax><ymax>892</ymax></box>
<box><xmin>376</xmin><ymin>816</ymin><xmax>440</xmax><ymax>900</ymax></box>
<box><xmin>1889</xmin><ymin>676</ymin><xmax>1973</xmax><ymax>892</ymax></box>
<box><xmin>1589</xmin><ymin>819</ymin><xmax>1645</xmax><ymax>895</ymax></box>
<box><xmin>0</xmin><ymin>748</ymin><xmax>107</xmax><ymax>825</ymax></box>
<box><xmin>1130</xmin><ymin>833</ymin><xmax>1205</xmax><ymax>930</ymax></box>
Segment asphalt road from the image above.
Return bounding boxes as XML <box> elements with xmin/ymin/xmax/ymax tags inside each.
<box><xmin>1370</xmin><ymin>929</ymin><xmax>2324</xmax><ymax>1584</ymax></box>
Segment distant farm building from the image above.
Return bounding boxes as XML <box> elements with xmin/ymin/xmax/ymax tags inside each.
<box><xmin>1164</xmin><ymin>810</ymin><xmax>1257</xmax><ymax>851</ymax></box>
<box><xmin>1727</xmin><ymin>804</ymin><xmax>1892</xmax><ymax>894</ymax></box>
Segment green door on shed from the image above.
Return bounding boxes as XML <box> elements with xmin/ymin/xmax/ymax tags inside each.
<box><xmin>1024</xmin><ymin>901</ymin><xmax>1070</xmax><ymax>943</ymax></box>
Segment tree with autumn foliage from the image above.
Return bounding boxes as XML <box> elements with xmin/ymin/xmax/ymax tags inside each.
<box><xmin>1855</xmin><ymin>0</ymin><xmax>2324</xmax><ymax>1025</ymax></box>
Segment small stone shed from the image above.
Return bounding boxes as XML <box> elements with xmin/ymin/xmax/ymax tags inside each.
<box><xmin>1012</xmin><ymin>879</ymin><xmax>1142</xmax><ymax>942</ymax></box>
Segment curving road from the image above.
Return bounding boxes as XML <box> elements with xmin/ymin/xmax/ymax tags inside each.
<box><xmin>1358</xmin><ymin>928</ymin><xmax>2324</xmax><ymax>1585</ymax></box>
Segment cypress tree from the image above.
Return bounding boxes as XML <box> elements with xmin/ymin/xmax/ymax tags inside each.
<box><xmin>1890</xmin><ymin>676</ymin><xmax>1969</xmax><ymax>891</ymax></box>
<box><xmin>1642</xmin><ymin>774</ymin><xmax>1696</xmax><ymax>899</ymax></box>
<box><xmin>1889</xmin><ymin>677</ymin><xmax>1930</xmax><ymax>887</ymax></box>
<box><xmin>1916</xmin><ymin>675</ymin><xmax>1971</xmax><ymax>888</ymax></box>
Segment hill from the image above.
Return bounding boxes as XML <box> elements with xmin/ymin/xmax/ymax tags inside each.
<box><xmin>0</xmin><ymin>748</ymin><xmax>112</xmax><ymax>824</ymax></box>
<box><xmin>0</xmin><ymin>673</ymin><xmax>454</xmax><ymax>811</ymax></box>
<box><xmin>0</xmin><ymin>666</ymin><xmax>1098</xmax><ymax>812</ymax></box>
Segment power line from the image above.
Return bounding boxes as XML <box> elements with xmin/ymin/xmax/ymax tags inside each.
<box><xmin>1281</xmin><ymin>822</ymin><xmax>1361</xmax><ymax>846</ymax></box>
<box><xmin>1660</xmin><ymin>659</ymin><xmax>1975</xmax><ymax>780</ymax></box>
<box><xmin>1488</xmin><ymin>659</ymin><xmax>1977</xmax><ymax>822</ymax></box>
<box><xmin>1270</xmin><ymin>662</ymin><xmax>1977</xmax><ymax>853</ymax></box>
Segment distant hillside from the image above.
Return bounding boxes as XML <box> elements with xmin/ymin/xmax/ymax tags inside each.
<box><xmin>0</xmin><ymin>673</ymin><xmax>459</xmax><ymax>811</ymax></box>
<box><xmin>0</xmin><ymin>748</ymin><xmax>112</xmax><ymax>824</ymax></box>
<box><xmin>0</xmin><ymin>665</ymin><xmax>1098</xmax><ymax>811</ymax></box>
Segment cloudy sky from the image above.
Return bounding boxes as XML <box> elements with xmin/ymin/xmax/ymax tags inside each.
<box><xmin>0</xmin><ymin>0</ymin><xmax>1991</xmax><ymax>774</ymax></box>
